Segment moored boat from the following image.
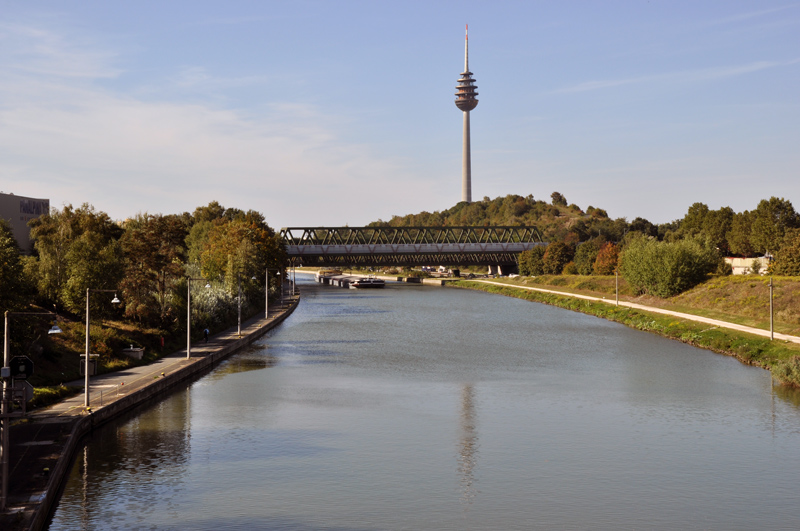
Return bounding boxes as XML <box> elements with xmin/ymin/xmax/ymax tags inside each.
<box><xmin>350</xmin><ymin>276</ymin><xmax>385</xmax><ymax>289</ymax></box>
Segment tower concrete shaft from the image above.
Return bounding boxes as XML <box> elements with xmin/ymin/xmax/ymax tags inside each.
<box><xmin>462</xmin><ymin>111</ymin><xmax>472</xmax><ymax>203</ymax></box>
<box><xmin>455</xmin><ymin>25</ymin><xmax>478</xmax><ymax>203</ymax></box>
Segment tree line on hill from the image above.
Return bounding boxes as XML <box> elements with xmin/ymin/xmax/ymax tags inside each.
<box><xmin>374</xmin><ymin>193</ymin><xmax>800</xmax><ymax>297</ymax></box>
<box><xmin>0</xmin><ymin>201</ymin><xmax>288</xmax><ymax>347</ymax></box>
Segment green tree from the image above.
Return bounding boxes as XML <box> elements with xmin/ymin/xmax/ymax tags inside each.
<box><xmin>61</xmin><ymin>231</ymin><xmax>124</xmax><ymax>315</ymax></box>
<box><xmin>0</xmin><ymin>219</ymin><xmax>33</xmax><ymax>313</ymax></box>
<box><xmin>518</xmin><ymin>246</ymin><xmax>546</xmax><ymax>276</ymax></box>
<box><xmin>629</xmin><ymin>217</ymin><xmax>658</xmax><ymax>238</ymax></box>
<box><xmin>574</xmin><ymin>240</ymin><xmax>601</xmax><ymax>275</ymax></box>
<box><xmin>542</xmin><ymin>241</ymin><xmax>574</xmax><ymax>275</ymax></box>
<box><xmin>727</xmin><ymin>210</ymin><xmax>755</xmax><ymax>257</ymax></box>
<box><xmin>772</xmin><ymin>229</ymin><xmax>800</xmax><ymax>276</ymax></box>
<box><xmin>28</xmin><ymin>204</ymin><xmax>123</xmax><ymax>311</ymax></box>
<box><xmin>550</xmin><ymin>192</ymin><xmax>567</xmax><ymax>207</ymax></box>
<box><xmin>749</xmin><ymin>197</ymin><xmax>799</xmax><ymax>255</ymax></box>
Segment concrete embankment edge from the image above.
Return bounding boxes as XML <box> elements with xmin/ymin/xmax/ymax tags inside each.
<box><xmin>30</xmin><ymin>299</ymin><xmax>298</xmax><ymax>531</ymax></box>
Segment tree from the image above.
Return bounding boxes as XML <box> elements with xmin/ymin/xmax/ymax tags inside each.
<box><xmin>772</xmin><ymin>229</ymin><xmax>800</xmax><ymax>276</ymax></box>
<box><xmin>574</xmin><ymin>240</ymin><xmax>601</xmax><ymax>275</ymax></box>
<box><xmin>727</xmin><ymin>210</ymin><xmax>755</xmax><ymax>257</ymax></box>
<box><xmin>592</xmin><ymin>242</ymin><xmax>619</xmax><ymax>275</ymax></box>
<box><xmin>551</xmin><ymin>192</ymin><xmax>567</xmax><ymax>207</ymax></box>
<box><xmin>28</xmin><ymin>204</ymin><xmax>123</xmax><ymax>312</ymax></box>
<box><xmin>702</xmin><ymin>207</ymin><xmax>734</xmax><ymax>255</ymax></box>
<box><xmin>680</xmin><ymin>202</ymin><xmax>710</xmax><ymax>235</ymax></box>
<box><xmin>518</xmin><ymin>246</ymin><xmax>545</xmax><ymax>276</ymax></box>
<box><xmin>61</xmin><ymin>231</ymin><xmax>124</xmax><ymax>315</ymax></box>
<box><xmin>0</xmin><ymin>219</ymin><xmax>33</xmax><ymax>313</ymax></box>
<box><xmin>120</xmin><ymin>214</ymin><xmax>189</xmax><ymax>326</ymax></box>
<box><xmin>200</xmin><ymin>215</ymin><xmax>287</xmax><ymax>290</ymax></box>
<box><xmin>749</xmin><ymin>197</ymin><xmax>799</xmax><ymax>256</ymax></box>
<box><xmin>542</xmin><ymin>241</ymin><xmax>574</xmax><ymax>275</ymax></box>
<box><xmin>629</xmin><ymin>217</ymin><xmax>658</xmax><ymax>238</ymax></box>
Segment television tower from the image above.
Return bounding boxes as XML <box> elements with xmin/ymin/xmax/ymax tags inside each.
<box><xmin>455</xmin><ymin>24</ymin><xmax>478</xmax><ymax>203</ymax></box>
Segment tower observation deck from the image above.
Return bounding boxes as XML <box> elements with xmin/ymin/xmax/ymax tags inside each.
<box><xmin>455</xmin><ymin>24</ymin><xmax>478</xmax><ymax>203</ymax></box>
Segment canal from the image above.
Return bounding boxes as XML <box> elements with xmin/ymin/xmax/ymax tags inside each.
<box><xmin>48</xmin><ymin>275</ymin><xmax>800</xmax><ymax>530</ymax></box>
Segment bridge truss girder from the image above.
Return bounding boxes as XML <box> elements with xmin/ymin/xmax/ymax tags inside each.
<box><xmin>280</xmin><ymin>226</ymin><xmax>543</xmax><ymax>246</ymax></box>
<box><xmin>292</xmin><ymin>251</ymin><xmax>528</xmax><ymax>267</ymax></box>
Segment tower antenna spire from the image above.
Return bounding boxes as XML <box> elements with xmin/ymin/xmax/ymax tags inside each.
<box><xmin>465</xmin><ymin>24</ymin><xmax>469</xmax><ymax>72</ymax></box>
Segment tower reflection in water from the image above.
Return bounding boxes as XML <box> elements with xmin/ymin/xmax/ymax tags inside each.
<box><xmin>458</xmin><ymin>384</ymin><xmax>479</xmax><ymax>506</ymax></box>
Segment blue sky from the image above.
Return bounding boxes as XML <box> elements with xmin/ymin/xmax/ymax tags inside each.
<box><xmin>1</xmin><ymin>1</ymin><xmax>798</xmax><ymax>227</ymax></box>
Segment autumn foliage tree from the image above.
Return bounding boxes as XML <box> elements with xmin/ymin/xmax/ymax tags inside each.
<box><xmin>592</xmin><ymin>242</ymin><xmax>619</xmax><ymax>275</ymax></box>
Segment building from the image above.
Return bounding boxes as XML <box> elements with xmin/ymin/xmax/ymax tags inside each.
<box><xmin>724</xmin><ymin>256</ymin><xmax>771</xmax><ymax>275</ymax></box>
<box><xmin>0</xmin><ymin>192</ymin><xmax>50</xmax><ymax>254</ymax></box>
<box><xmin>455</xmin><ymin>25</ymin><xmax>478</xmax><ymax>203</ymax></box>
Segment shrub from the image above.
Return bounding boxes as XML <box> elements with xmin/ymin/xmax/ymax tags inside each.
<box><xmin>619</xmin><ymin>235</ymin><xmax>720</xmax><ymax>297</ymax></box>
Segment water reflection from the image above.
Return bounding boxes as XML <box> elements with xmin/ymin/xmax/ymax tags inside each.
<box><xmin>457</xmin><ymin>384</ymin><xmax>479</xmax><ymax>507</ymax></box>
<box><xmin>49</xmin><ymin>390</ymin><xmax>193</xmax><ymax>531</ymax></box>
<box><xmin>204</xmin><ymin>345</ymin><xmax>278</xmax><ymax>380</ymax></box>
<box><xmin>774</xmin><ymin>383</ymin><xmax>800</xmax><ymax>408</ymax></box>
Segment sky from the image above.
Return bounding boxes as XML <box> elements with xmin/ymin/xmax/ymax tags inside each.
<box><xmin>1</xmin><ymin>1</ymin><xmax>798</xmax><ymax>228</ymax></box>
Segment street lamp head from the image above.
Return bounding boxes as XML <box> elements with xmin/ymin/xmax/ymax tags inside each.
<box><xmin>111</xmin><ymin>294</ymin><xmax>121</xmax><ymax>305</ymax></box>
<box><xmin>48</xmin><ymin>324</ymin><xmax>63</xmax><ymax>335</ymax></box>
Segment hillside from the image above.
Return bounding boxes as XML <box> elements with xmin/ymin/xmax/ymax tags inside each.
<box><xmin>369</xmin><ymin>193</ymin><xmax>645</xmax><ymax>243</ymax></box>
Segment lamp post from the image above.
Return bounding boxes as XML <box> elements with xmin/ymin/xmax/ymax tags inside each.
<box><xmin>85</xmin><ymin>289</ymin><xmax>120</xmax><ymax>408</ymax></box>
<box><xmin>237</xmin><ymin>274</ymin><xmax>242</xmax><ymax>337</ymax></box>
<box><xmin>2</xmin><ymin>311</ymin><xmax>61</xmax><ymax>511</ymax></box>
<box><xmin>264</xmin><ymin>269</ymin><xmax>281</xmax><ymax>319</ymax></box>
<box><xmin>186</xmin><ymin>277</ymin><xmax>210</xmax><ymax>359</ymax></box>
<box><xmin>769</xmin><ymin>276</ymin><xmax>774</xmax><ymax>340</ymax></box>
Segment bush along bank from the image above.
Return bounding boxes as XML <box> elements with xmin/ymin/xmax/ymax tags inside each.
<box><xmin>452</xmin><ymin>280</ymin><xmax>800</xmax><ymax>388</ymax></box>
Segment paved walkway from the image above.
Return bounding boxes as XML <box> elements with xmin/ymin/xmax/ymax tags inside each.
<box><xmin>1</xmin><ymin>295</ymin><xmax>299</xmax><ymax>531</ymax></box>
<box><xmin>475</xmin><ymin>280</ymin><xmax>800</xmax><ymax>344</ymax></box>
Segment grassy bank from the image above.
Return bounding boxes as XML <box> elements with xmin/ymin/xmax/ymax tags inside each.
<box><xmin>452</xmin><ymin>279</ymin><xmax>800</xmax><ymax>387</ymax></box>
<box><xmin>495</xmin><ymin>274</ymin><xmax>800</xmax><ymax>336</ymax></box>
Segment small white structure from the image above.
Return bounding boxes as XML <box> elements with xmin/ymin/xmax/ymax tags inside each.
<box><xmin>122</xmin><ymin>345</ymin><xmax>145</xmax><ymax>360</ymax></box>
<box><xmin>724</xmin><ymin>256</ymin><xmax>770</xmax><ymax>275</ymax></box>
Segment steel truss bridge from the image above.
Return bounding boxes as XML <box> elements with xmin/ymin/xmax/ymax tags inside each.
<box><xmin>280</xmin><ymin>226</ymin><xmax>545</xmax><ymax>267</ymax></box>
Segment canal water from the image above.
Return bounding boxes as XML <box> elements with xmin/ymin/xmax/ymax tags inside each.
<box><xmin>48</xmin><ymin>276</ymin><xmax>800</xmax><ymax>530</ymax></box>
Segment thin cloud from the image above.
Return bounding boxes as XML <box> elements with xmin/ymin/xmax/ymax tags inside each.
<box><xmin>707</xmin><ymin>4</ymin><xmax>800</xmax><ymax>26</ymax></box>
<box><xmin>555</xmin><ymin>58</ymin><xmax>800</xmax><ymax>94</ymax></box>
<box><xmin>0</xmin><ymin>22</ymin><xmax>120</xmax><ymax>79</ymax></box>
